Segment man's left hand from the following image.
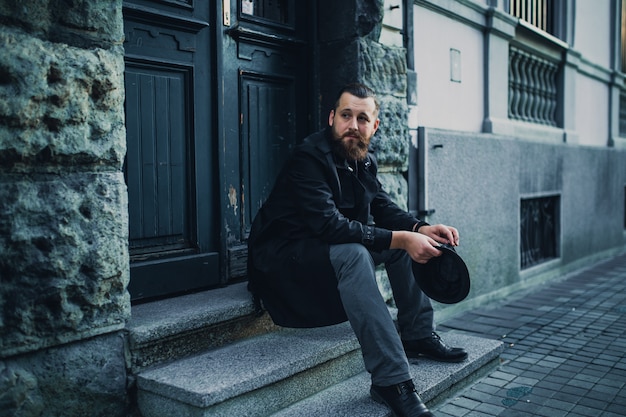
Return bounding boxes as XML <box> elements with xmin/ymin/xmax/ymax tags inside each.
<box><xmin>417</xmin><ymin>224</ymin><xmax>459</xmax><ymax>247</ymax></box>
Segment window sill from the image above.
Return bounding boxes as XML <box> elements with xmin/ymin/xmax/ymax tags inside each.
<box><xmin>483</xmin><ymin>117</ymin><xmax>570</xmax><ymax>144</ymax></box>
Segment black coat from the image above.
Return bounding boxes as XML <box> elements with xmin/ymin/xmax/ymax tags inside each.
<box><xmin>248</xmin><ymin>128</ymin><xmax>426</xmax><ymax>327</ymax></box>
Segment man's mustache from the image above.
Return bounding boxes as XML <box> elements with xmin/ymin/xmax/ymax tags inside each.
<box><xmin>342</xmin><ymin>131</ymin><xmax>366</xmax><ymax>143</ymax></box>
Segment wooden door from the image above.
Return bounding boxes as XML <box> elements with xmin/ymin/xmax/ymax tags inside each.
<box><xmin>123</xmin><ymin>1</ymin><xmax>219</xmax><ymax>301</ymax></box>
<box><xmin>221</xmin><ymin>0</ymin><xmax>313</xmax><ymax>279</ymax></box>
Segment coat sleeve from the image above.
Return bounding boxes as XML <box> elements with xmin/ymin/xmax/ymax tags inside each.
<box><xmin>287</xmin><ymin>148</ymin><xmax>393</xmax><ymax>252</ymax></box>
<box><xmin>370</xmin><ymin>183</ymin><xmax>428</xmax><ymax>232</ymax></box>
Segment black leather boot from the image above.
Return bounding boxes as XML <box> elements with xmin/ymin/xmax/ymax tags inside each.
<box><xmin>370</xmin><ymin>380</ymin><xmax>434</xmax><ymax>417</ymax></box>
<box><xmin>403</xmin><ymin>332</ymin><xmax>468</xmax><ymax>362</ymax></box>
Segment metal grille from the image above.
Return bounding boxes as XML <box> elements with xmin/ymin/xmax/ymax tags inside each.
<box><xmin>520</xmin><ymin>196</ymin><xmax>559</xmax><ymax>269</ymax></box>
<box><xmin>620</xmin><ymin>91</ymin><xmax>626</xmax><ymax>136</ymax></box>
<box><xmin>509</xmin><ymin>0</ymin><xmax>553</xmax><ymax>34</ymax></box>
<box><xmin>508</xmin><ymin>46</ymin><xmax>559</xmax><ymax>126</ymax></box>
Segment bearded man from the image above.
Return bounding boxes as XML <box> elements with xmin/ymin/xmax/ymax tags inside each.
<box><xmin>248</xmin><ymin>83</ymin><xmax>467</xmax><ymax>417</ymax></box>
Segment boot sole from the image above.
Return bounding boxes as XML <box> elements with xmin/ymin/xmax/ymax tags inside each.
<box><xmin>370</xmin><ymin>387</ymin><xmax>433</xmax><ymax>417</ymax></box>
<box><xmin>405</xmin><ymin>350</ymin><xmax>468</xmax><ymax>363</ymax></box>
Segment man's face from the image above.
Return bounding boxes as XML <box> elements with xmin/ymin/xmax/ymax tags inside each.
<box><xmin>328</xmin><ymin>92</ymin><xmax>380</xmax><ymax>161</ymax></box>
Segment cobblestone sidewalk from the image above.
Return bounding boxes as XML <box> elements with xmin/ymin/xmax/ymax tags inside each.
<box><xmin>433</xmin><ymin>253</ymin><xmax>626</xmax><ymax>417</ymax></box>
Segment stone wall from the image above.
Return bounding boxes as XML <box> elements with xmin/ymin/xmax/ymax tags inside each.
<box><xmin>318</xmin><ymin>0</ymin><xmax>409</xmax><ymax>180</ymax></box>
<box><xmin>0</xmin><ymin>1</ymin><xmax>129</xmax><ymax>415</ymax></box>
<box><xmin>318</xmin><ymin>0</ymin><xmax>410</xmax><ymax>302</ymax></box>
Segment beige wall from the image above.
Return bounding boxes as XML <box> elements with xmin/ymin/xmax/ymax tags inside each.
<box><xmin>413</xmin><ymin>4</ymin><xmax>485</xmax><ymax>132</ymax></box>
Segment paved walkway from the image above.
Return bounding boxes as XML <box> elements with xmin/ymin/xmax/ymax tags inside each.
<box><xmin>432</xmin><ymin>252</ymin><xmax>626</xmax><ymax>417</ymax></box>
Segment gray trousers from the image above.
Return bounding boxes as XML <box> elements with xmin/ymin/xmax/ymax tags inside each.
<box><xmin>329</xmin><ymin>243</ymin><xmax>434</xmax><ymax>386</ymax></box>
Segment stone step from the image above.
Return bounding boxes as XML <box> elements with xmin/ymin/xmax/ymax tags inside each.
<box><xmin>136</xmin><ymin>322</ymin><xmax>364</xmax><ymax>417</ymax></box>
<box><xmin>136</xmin><ymin>328</ymin><xmax>503</xmax><ymax>417</ymax></box>
<box><xmin>126</xmin><ymin>282</ymin><xmax>278</xmax><ymax>373</ymax></box>
<box><xmin>271</xmin><ymin>332</ymin><xmax>504</xmax><ymax>417</ymax></box>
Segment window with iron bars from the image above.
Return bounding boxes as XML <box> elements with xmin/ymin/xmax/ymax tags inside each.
<box><xmin>520</xmin><ymin>196</ymin><xmax>559</xmax><ymax>269</ymax></box>
<box><xmin>507</xmin><ymin>1</ymin><xmax>562</xmax><ymax>127</ymax></box>
<box><xmin>509</xmin><ymin>0</ymin><xmax>554</xmax><ymax>35</ymax></box>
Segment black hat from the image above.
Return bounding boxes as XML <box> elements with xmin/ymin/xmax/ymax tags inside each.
<box><xmin>411</xmin><ymin>243</ymin><xmax>470</xmax><ymax>304</ymax></box>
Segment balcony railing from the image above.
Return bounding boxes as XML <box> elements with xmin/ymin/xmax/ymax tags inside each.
<box><xmin>508</xmin><ymin>45</ymin><xmax>559</xmax><ymax>126</ymax></box>
<box><xmin>509</xmin><ymin>0</ymin><xmax>553</xmax><ymax>35</ymax></box>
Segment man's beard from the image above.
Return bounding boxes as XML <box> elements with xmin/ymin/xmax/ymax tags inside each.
<box><xmin>331</xmin><ymin>132</ymin><xmax>370</xmax><ymax>161</ymax></box>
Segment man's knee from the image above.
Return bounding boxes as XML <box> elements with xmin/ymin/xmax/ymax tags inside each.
<box><xmin>388</xmin><ymin>248</ymin><xmax>411</xmax><ymax>264</ymax></box>
<box><xmin>329</xmin><ymin>243</ymin><xmax>375</xmax><ymax>278</ymax></box>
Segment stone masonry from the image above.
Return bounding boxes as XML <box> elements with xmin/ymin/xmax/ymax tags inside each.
<box><xmin>0</xmin><ymin>1</ymin><xmax>129</xmax><ymax>416</ymax></box>
<box><xmin>318</xmin><ymin>0</ymin><xmax>410</xmax><ymax>301</ymax></box>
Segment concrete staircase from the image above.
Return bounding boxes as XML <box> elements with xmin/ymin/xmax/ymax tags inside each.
<box><xmin>126</xmin><ymin>282</ymin><xmax>503</xmax><ymax>417</ymax></box>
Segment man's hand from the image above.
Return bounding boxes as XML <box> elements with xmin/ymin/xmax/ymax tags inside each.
<box><xmin>390</xmin><ymin>230</ymin><xmax>442</xmax><ymax>264</ymax></box>
<box><xmin>390</xmin><ymin>224</ymin><xmax>460</xmax><ymax>264</ymax></box>
<box><xmin>417</xmin><ymin>224</ymin><xmax>459</xmax><ymax>247</ymax></box>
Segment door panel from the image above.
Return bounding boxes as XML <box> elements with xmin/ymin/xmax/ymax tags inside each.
<box><xmin>240</xmin><ymin>73</ymin><xmax>296</xmax><ymax>236</ymax></box>
<box><xmin>123</xmin><ymin>1</ymin><xmax>219</xmax><ymax>301</ymax></box>
<box><xmin>222</xmin><ymin>0</ymin><xmax>312</xmax><ymax>279</ymax></box>
<box><xmin>125</xmin><ymin>67</ymin><xmax>189</xmax><ymax>252</ymax></box>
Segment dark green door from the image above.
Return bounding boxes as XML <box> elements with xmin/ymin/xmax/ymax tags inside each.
<box><xmin>123</xmin><ymin>2</ymin><xmax>219</xmax><ymax>301</ymax></box>
<box><xmin>221</xmin><ymin>0</ymin><xmax>313</xmax><ymax>279</ymax></box>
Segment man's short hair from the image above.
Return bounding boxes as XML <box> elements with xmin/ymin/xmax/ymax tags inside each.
<box><xmin>333</xmin><ymin>83</ymin><xmax>380</xmax><ymax>113</ymax></box>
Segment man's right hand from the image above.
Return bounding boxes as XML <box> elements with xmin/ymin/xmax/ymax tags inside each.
<box><xmin>390</xmin><ymin>230</ymin><xmax>442</xmax><ymax>264</ymax></box>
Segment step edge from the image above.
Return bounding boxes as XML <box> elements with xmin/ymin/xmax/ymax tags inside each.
<box><xmin>127</xmin><ymin>282</ymin><xmax>254</xmax><ymax>346</ymax></box>
<box><xmin>136</xmin><ymin>322</ymin><xmax>361</xmax><ymax>408</ymax></box>
<box><xmin>270</xmin><ymin>333</ymin><xmax>503</xmax><ymax>416</ymax></box>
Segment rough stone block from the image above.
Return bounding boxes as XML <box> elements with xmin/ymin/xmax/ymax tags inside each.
<box><xmin>0</xmin><ymin>26</ymin><xmax>126</xmax><ymax>171</ymax></box>
<box><xmin>360</xmin><ymin>40</ymin><xmax>407</xmax><ymax>96</ymax></box>
<box><xmin>372</xmin><ymin>95</ymin><xmax>410</xmax><ymax>169</ymax></box>
<box><xmin>377</xmin><ymin>171</ymin><xmax>409</xmax><ymax>210</ymax></box>
<box><xmin>0</xmin><ymin>333</ymin><xmax>127</xmax><ymax>417</ymax></box>
<box><xmin>0</xmin><ymin>0</ymin><xmax>123</xmax><ymax>49</ymax></box>
<box><xmin>0</xmin><ymin>172</ymin><xmax>130</xmax><ymax>357</ymax></box>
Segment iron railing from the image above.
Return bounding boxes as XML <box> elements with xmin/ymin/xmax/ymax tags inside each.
<box><xmin>509</xmin><ymin>0</ymin><xmax>553</xmax><ymax>34</ymax></box>
<box><xmin>508</xmin><ymin>46</ymin><xmax>559</xmax><ymax>126</ymax></box>
<box><xmin>620</xmin><ymin>91</ymin><xmax>626</xmax><ymax>137</ymax></box>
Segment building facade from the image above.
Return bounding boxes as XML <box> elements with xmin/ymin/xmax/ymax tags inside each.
<box><xmin>0</xmin><ymin>0</ymin><xmax>624</xmax><ymax>415</ymax></box>
<box><xmin>407</xmin><ymin>0</ymin><xmax>626</xmax><ymax>320</ymax></box>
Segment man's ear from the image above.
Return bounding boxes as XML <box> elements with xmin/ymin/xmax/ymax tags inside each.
<box><xmin>373</xmin><ymin>118</ymin><xmax>380</xmax><ymax>132</ymax></box>
<box><xmin>328</xmin><ymin>110</ymin><xmax>335</xmax><ymax>126</ymax></box>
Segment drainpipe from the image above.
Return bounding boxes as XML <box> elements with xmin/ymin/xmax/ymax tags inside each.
<box><xmin>404</xmin><ymin>0</ymin><xmax>434</xmax><ymax>219</ymax></box>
